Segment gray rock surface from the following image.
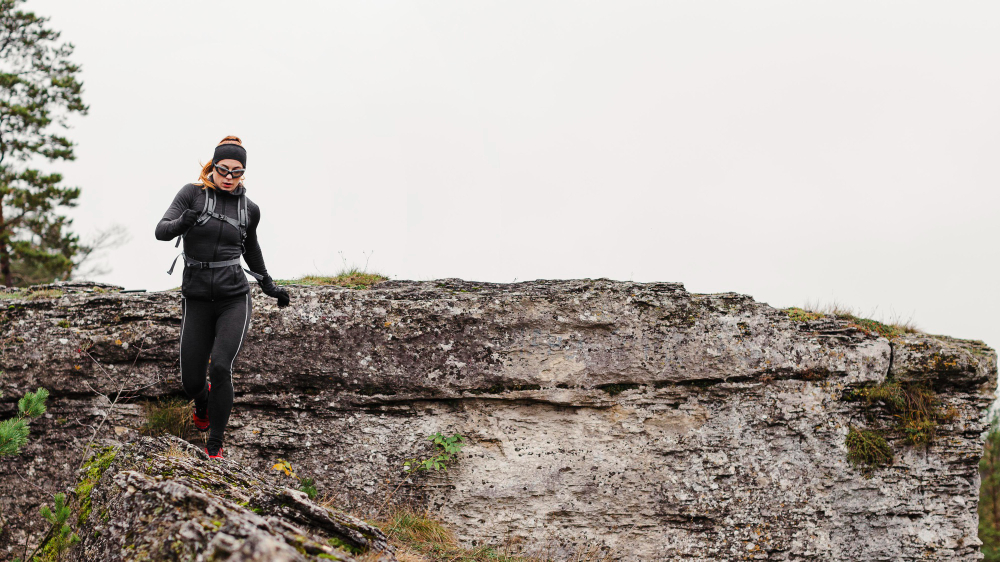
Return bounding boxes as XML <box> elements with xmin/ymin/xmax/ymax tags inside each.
<box><xmin>73</xmin><ymin>436</ymin><xmax>394</xmax><ymax>562</ymax></box>
<box><xmin>0</xmin><ymin>278</ymin><xmax>995</xmax><ymax>560</ymax></box>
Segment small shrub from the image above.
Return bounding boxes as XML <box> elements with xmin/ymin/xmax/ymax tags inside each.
<box><xmin>299</xmin><ymin>477</ymin><xmax>318</xmax><ymax>499</ymax></box>
<box><xmin>271</xmin><ymin>459</ymin><xmax>318</xmax><ymax>498</ymax></box>
<box><xmin>37</xmin><ymin>492</ymin><xmax>81</xmax><ymax>559</ymax></box>
<box><xmin>140</xmin><ymin>397</ymin><xmax>192</xmax><ymax>437</ymax></box>
<box><xmin>403</xmin><ymin>433</ymin><xmax>465</xmax><ymax>472</ymax></box>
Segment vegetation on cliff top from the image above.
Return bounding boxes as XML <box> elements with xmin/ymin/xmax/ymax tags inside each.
<box><xmin>275</xmin><ymin>268</ymin><xmax>389</xmax><ymax>290</ymax></box>
<box><xmin>784</xmin><ymin>301</ymin><xmax>920</xmax><ymax>339</ymax></box>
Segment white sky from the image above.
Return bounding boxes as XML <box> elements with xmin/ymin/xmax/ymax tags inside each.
<box><xmin>26</xmin><ymin>1</ymin><xmax>1000</xmax><ymax>366</ymax></box>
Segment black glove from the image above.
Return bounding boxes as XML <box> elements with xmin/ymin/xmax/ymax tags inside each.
<box><xmin>173</xmin><ymin>209</ymin><xmax>199</xmax><ymax>236</ymax></box>
<box><xmin>260</xmin><ymin>276</ymin><xmax>290</xmax><ymax>307</ymax></box>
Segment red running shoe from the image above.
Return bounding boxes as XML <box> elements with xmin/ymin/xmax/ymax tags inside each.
<box><xmin>193</xmin><ymin>407</ymin><xmax>210</xmax><ymax>432</ymax></box>
<box><xmin>192</xmin><ymin>382</ymin><xmax>212</xmax><ymax>432</ymax></box>
<box><xmin>205</xmin><ymin>446</ymin><xmax>223</xmax><ymax>460</ymax></box>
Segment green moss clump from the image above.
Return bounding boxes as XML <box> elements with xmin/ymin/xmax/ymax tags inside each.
<box><xmin>76</xmin><ymin>446</ymin><xmax>119</xmax><ymax>526</ymax></box>
<box><xmin>844</xmin><ymin>381</ymin><xmax>942</xmax><ymax>446</ymax></box>
<box><xmin>327</xmin><ymin>536</ymin><xmax>363</xmax><ymax>555</ymax></box>
<box><xmin>844</xmin><ymin>381</ymin><xmax>906</xmax><ymax>411</ymax></box>
<box><xmin>845</xmin><ymin>425</ymin><xmax>893</xmax><ymax>468</ymax></box>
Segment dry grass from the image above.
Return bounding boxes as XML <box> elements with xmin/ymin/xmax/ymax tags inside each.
<box><xmin>791</xmin><ymin>300</ymin><xmax>921</xmax><ymax>338</ymax></box>
<box><xmin>163</xmin><ymin>441</ymin><xmax>195</xmax><ymax>458</ymax></box>
<box><xmin>26</xmin><ymin>288</ymin><xmax>65</xmax><ymax>300</ymax></box>
<box><xmin>140</xmin><ymin>397</ymin><xmax>193</xmax><ymax>438</ymax></box>
<box><xmin>360</xmin><ymin>507</ymin><xmax>615</xmax><ymax>562</ymax></box>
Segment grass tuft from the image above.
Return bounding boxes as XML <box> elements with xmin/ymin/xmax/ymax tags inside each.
<box><xmin>784</xmin><ymin>307</ymin><xmax>824</xmax><ymax>322</ymax></box>
<box><xmin>140</xmin><ymin>397</ymin><xmax>193</xmax><ymax>438</ymax></box>
<box><xmin>275</xmin><ymin>268</ymin><xmax>389</xmax><ymax>290</ymax></box>
<box><xmin>845</xmin><ymin>425</ymin><xmax>893</xmax><ymax>468</ymax></box>
<box><xmin>786</xmin><ymin>300</ymin><xmax>920</xmax><ymax>339</ymax></box>
<box><xmin>844</xmin><ymin>381</ymin><xmax>943</xmax><ymax>446</ymax></box>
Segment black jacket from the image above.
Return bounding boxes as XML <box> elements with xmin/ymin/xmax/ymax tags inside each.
<box><xmin>155</xmin><ymin>183</ymin><xmax>269</xmax><ymax>301</ymax></box>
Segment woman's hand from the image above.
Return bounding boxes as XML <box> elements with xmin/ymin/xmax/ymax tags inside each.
<box><xmin>173</xmin><ymin>209</ymin><xmax>199</xmax><ymax>235</ymax></box>
<box><xmin>260</xmin><ymin>276</ymin><xmax>291</xmax><ymax>307</ymax></box>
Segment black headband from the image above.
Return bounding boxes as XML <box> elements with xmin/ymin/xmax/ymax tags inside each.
<box><xmin>213</xmin><ymin>143</ymin><xmax>247</xmax><ymax>167</ymax></box>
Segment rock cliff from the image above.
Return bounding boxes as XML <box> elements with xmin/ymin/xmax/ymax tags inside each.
<box><xmin>0</xmin><ymin>279</ymin><xmax>995</xmax><ymax>561</ymax></box>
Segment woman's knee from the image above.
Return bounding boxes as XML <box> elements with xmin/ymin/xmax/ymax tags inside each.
<box><xmin>182</xmin><ymin>377</ymin><xmax>207</xmax><ymax>397</ymax></box>
<box><xmin>208</xmin><ymin>362</ymin><xmax>234</xmax><ymax>386</ymax></box>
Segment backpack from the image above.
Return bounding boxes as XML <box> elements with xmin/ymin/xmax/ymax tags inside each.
<box><xmin>166</xmin><ymin>187</ymin><xmax>264</xmax><ymax>281</ymax></box>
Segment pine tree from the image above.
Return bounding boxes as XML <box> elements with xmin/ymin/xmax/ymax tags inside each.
<box><xmin>0</xmin><ymin>0</ymin><xmax>88</xmax><ymax>287</ymax></box>
<box><xmin>38</xmin><ymin>492</ymin><xmax>80</xmax><ymax>560</ymax></box>
<box><xmin>980</xmin><ymin>413</ymin><xmax>1000</xmax><ymax>561</ymax></box>
<box><xmin>0</xmin><ymin>386</ymin><xmax>48</xmax><ymax>455</ymax></box>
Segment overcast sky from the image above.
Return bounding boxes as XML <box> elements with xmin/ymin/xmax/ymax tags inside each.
<box><xmin>26</xmin><ymin>1</ymin><xmax>1000</xmax><ymax>369</ymax></box>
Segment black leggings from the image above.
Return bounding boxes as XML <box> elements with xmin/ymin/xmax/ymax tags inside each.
<box><xmin>180</xmin><ymin>293</ymin><xmax>252</xmax><ymax>450</ymax></box>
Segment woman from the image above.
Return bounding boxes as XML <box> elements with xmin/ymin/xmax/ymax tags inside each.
<box><xmin>155</xmin><ymin>135</ymin><xmax>290</xmax><ymax>459</ymax></box>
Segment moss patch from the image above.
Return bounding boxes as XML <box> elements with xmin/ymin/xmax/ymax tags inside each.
<box><xmin>844</xmin><ymin>381</ymin><xmax>944</xmax><ymax>446</ymax></box>
<box><xmin>845</xmin><ymin>425</ymin><xmax>893</xmax><ymax>468</ymax></box>
<box><xmin>76</xmin><ymin>446</ymin><xmax>119</xmax><ymax>527</ymax></box>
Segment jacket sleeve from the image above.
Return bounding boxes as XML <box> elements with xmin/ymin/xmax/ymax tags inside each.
<box><xmin>242</xmin><ymin>201</ymin><xmax>270</xmax><ymax>280</ymax></box>
<box><xmin>155</xmin><ymin>184</ymin><xmax>197</xmax><ymax>241</ymax></box>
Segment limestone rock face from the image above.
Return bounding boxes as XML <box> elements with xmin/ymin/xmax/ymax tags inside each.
<box><xmin>0</xmin><ymin>279</ymin><xmax>995</xmax><ymax>561</ymax></box>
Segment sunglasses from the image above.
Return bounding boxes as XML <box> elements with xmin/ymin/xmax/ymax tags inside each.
<box><xmin>213</xmin><ymin>163</ymin><xmax>246</xmax><ymax>178</ymax></box>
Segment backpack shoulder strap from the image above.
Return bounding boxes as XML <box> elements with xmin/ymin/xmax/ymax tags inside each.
<box><xmin>238</xmin><ymin>193</ymin><xmax>248</xmax><ymax>241</ymax></box>
<box><xmin>173</xmin><ymin>187</ymin><xmax>213</xmax><ymax>249</ymax></box>
<box><xmin>199</xmin><ymin>188</ymin><xmax>215</xmax><ymax>224</ymax></box>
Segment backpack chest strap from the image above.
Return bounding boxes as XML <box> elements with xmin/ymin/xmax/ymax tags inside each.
<box><xmin>208</xmin><ymin>210</ymin><xmax>243</xmax><ymax>232</ymax></box>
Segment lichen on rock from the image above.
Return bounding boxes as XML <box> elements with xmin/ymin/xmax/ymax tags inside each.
<box><xmin>74</xmin><ymin>435</ymin><xmax>394</xmax><ymax>561</ymax></box>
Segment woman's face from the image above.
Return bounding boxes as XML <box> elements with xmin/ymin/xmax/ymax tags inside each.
<box><xmin>212</xmin><ymin>158</ymin><xmax>244</xmax><ymax>192</ymax></box>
